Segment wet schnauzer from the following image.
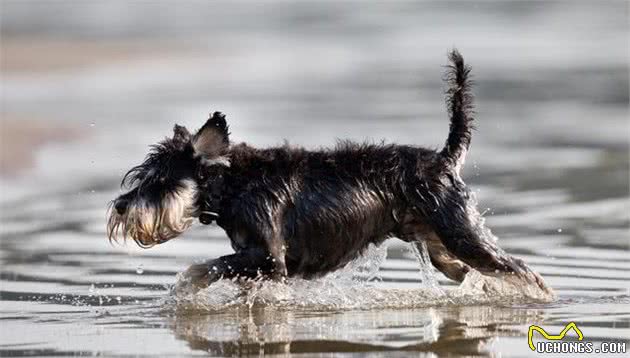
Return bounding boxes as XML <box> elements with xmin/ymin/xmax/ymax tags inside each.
<box><xmin>108</xmin><ymin>50</ymin><xmax>550</xmax><ymax>293</ymax></box>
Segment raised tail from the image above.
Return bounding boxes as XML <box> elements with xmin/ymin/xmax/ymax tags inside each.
<box><xmin>440</xmin><ymin>49</ymin><xmax>475</xmax><ymax>173</ymax></box>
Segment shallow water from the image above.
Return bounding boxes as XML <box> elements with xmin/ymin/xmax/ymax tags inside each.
<box><xmin>1</xmin><ymin>1</ymin><xmax>629</xmax><ymax>357</ymax></box>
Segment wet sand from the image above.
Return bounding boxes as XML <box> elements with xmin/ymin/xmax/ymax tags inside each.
<box><xmin>0</xmin><ymin>116</ymin><xmax>78</xmax><ymax>175</ymax></box>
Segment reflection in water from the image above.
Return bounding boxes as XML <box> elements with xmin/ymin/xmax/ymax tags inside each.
<box><xmin>168</xmin><ymin>305</ymin><xmax>543</xmax><ymax>356</ymax></box>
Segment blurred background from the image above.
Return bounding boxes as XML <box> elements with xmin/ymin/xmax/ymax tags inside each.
<box><xmin>1</xmin><ymin>1</ymin><xmax>628</xmax><ymax>357</ymax></box>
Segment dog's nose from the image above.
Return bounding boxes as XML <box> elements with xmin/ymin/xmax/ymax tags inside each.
<box><xmin>114</xmin><ymin>199</ymin><xmax>128</xmax><ymax>215</ymax></box>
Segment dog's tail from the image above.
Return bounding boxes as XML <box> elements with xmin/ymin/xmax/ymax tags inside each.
<box><xmin>439</xmin><ymin>49</ymin><xmax>474</xmax><ymax>173</ymax></box>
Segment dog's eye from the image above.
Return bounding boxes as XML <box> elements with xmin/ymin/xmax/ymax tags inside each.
<box><xmin>159</xmin><ymin>177</ymin><xmax>166</xmax><ymax>184</ymax></box>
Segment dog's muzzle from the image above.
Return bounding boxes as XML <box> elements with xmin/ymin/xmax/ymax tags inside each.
<box><xmin>107</xmin><ymin>180</ymin><xmax>198</xmax><ymax>247</ymax></box>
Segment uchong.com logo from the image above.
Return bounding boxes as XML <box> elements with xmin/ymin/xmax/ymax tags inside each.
<box><xmin>528</xmin><ymin>322</ymin><xmax>626</xmax><ymax>354</ymax></box>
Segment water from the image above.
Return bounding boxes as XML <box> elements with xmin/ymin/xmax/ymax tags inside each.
<box><xmin>1</xmin><ymin>1</ymin><xmax>629</xmax><ymax>357</ymax></box>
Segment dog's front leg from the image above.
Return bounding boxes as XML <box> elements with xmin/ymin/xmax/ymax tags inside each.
<box><xmin>241</xmin><ymin>212</ymin><xmax>288</xmax><ymax>282</ymax></box>
<box><xmin>264</xmin><ymin>232</ymin><xmax>289</xmax><ymax>283</ymax></box>
<box><xmin>179</xmin><ymin>248</ymin><xmax>274</xmax><ymax>291</ymax></box>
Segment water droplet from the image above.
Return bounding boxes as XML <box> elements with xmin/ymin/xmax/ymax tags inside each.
<box><xmin>136</xmin><ymin>265</ymin><xmax>144</xmax><ymax>275</ymax></box>
<box><xmin>557</xmin><ymin>228</ymin><xmax>563</xmax><ymax>233</ymax></box>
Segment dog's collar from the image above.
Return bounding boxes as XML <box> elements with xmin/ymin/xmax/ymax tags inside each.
<box><xmin>198</xmin><ymin>166</ymin><xmax>226</xmax><ymax>225</ymax></box>
<box><xmin>199</xmin><ymin>210</ymin><xmax>219</xmax><ymax>225</ymax></box>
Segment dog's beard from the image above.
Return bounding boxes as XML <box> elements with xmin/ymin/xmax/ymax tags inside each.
<box><xmin>107</xmin><ymin>180</ymin><xmax>198</xmax><ymax>248</ymax></box>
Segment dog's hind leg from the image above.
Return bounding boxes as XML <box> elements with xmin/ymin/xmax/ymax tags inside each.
<box><xmin>423</xmin><ymin>232</ymin><xmax>471</xmax><ymax>282</ymax></box>
<box><xmin>426</xmin><ymin>190</ymin><xmax>551</xmax><ymax>293</ymax></box>
<box><xmin>400</xmin><ymin>222</ymin><xmax>471</xmax><ymax>283</ymax></box>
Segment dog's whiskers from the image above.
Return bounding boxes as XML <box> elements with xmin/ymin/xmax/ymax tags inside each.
<box><xmin>106</xmin><ymin>179</ymin><xmax>198</xmax><ymax>248</ymax></box>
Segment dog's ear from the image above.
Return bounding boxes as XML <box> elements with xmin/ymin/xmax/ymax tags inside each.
<box><xmin>172</xmin><ymin>124</ymin><xmax>191</xmax><ymax>145</ymax></box>
<box><xmin>193</xmin><ymin>111</ymin><xmax>230</xmax><ymax>160</ymax></box>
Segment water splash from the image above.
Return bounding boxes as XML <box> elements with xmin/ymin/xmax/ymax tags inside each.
<box><xmin>456</xmin><ymin>269</ymin><xmax>555</xmax><ymax>303</ymax></box>
<box><xmin>409</xmin><ymin>241</ymin><xmax>443</xmax><ymax>293</ymax></box>
<box><xmin>168</xmin><ymin>243</ymin><xmax>554</xmax><ymax>312</ymax></box>
<box><xmin>327</xmin><ymin>242</ymin><xmax>388</xmax><ymax>282</ymax></box>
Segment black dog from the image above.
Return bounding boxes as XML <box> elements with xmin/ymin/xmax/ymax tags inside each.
<box><xmin>108</xmin><ymin>50</ymin><xmax>550</xmax><ymax>293</ymax></box>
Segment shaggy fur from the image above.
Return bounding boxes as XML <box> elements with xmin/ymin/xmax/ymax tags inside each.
<box><xmin>107</xmin><ymin>50</ymin><xmax>550</xmax><ymax>293</ymax></box>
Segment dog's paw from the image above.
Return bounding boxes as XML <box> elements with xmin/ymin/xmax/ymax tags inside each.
<box><xmin>269</xmin><ymin>271</ymin><xmax>288</xmax><ymax>284</ymax></box>
<box><xmin>464</xmin><ymin>257</ymin><xmax>554</xmax><ymax>301</ymax></box>
<box><xmin>523</xmin><ymin>270</ymin><xmax>554</xmax><ymax>297</ymax></box>
<box><xmin>506</xmin><ymin>257</ymin><xmax>554</xmax><ymax>296</ymax></box>
<box><xmin>173</xmin><ymin>263</ymin><xmax>214</xmax><ymax>295</ymax></box>
<box><xmin>187</xmin><ymin>263</ymin><xmax>213</xmax><ymax>285</ymax></box>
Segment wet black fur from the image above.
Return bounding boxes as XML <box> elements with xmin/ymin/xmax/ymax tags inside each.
<box><xmin>111</xmin><ymin>50</ymin><xmax>549</xmax><ymax>291</ymax></box>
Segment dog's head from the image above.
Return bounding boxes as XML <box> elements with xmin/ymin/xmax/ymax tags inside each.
<box><xmin>107</xmin><ymin>112</ymin><xmax>230</xmax><ymax>247</ymax></box>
